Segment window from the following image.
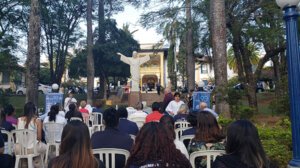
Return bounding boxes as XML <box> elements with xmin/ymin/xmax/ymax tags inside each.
<box><xmin>2</xmin><ymin>72</ymin><xmax>10</xmax><ymax>84</ymax></box>
<box><xmin>201</xmin><ymin>64</ymin><xmax>208</xmax><ymax>74</ymax></box>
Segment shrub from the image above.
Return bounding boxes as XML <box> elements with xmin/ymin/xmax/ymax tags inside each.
<box><xmin>257</xmin><ymin>119</ymin><xmax>292</xmax><ymax>168</ymax></box>
<box><xmin>238</xmin><ymin>106</ymin><xmax>255</xmax><ymax>120</ymax></box>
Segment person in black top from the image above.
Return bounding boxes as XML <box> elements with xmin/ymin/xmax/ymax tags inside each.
<box><xmin>0</xmin><ymin>129</ymin><xmax>14</xmax><ymax>168</ymax></box>
<box><xmin>65</xmin><ymin>104</ymin><xmax>83</xmax><ymax>122</ymax></box>
<box><xmin>48</xmin><ymin>120</ymin><xmax>103</xmax><ymax>168</ymax></box>
<box><xmin>0</xmin><ymin>108</ymin><xmax>15</xmax><ymax>142</ymax></box>
<box><xmin>117</xmin><ymin>107</ymin><xmax>138</xmax><ymax>136</ymax></box>
<box><xmin>212</xmin><ymin>120</ymin><xmax>275</xmax><ymax>168</ymax></box>
<box><xmin>91</xmin><ymin>107</ymin><xmax>133</xmax><ymax>168</ymax></box>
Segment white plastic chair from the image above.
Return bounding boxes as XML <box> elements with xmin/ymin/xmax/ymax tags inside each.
<box><xmin>13</xmin><ymin>129</ymin><xmax>45</xmax><ymax>168</ymax></box>
<box><xmin>189</xmin><ymin>150</ymin><xmax>225</xmax><ymax>168</ymax></box>
<box><xmin>89</xmin><ymin>124</ymin><xmax>104</xmax><ymax>137</ymax></box>
<box><xmin>126</xmin><ymin>107</ymin><xmax>137</xmax><ymax>118</ymax></box>
<box><xmin>175</xmin><ymin>121</ymin><xmax>191</xmax><ymax>129</ymax></box>
<box><xmin>129</xmin><ymin>134</ymin><xmax>136</xmax><ymax>141</ymax></box>
<box><xmin>129</xmin><ymin>116</ymin><xmax>146</xmax><ymax>129</ymax></box>
<box><xmin>92</xmin><ymin>112</ymin><xmax>103</xmax><ymax>125</ymax></box>
<box><xmin>1</xmin><ymin>130</ymin><xmax>14</xmax><ymax>155</ymax></box>
<box><xmin>70</xmin><ymin>117</ymin><xmax>83</xmax><ymax>121</ymax></box>
<box><xmin>82</xmin><ymin>113</ymin><xmax>90</xmax><ymax>126</ymax></box>
<box><xmin>93</xmin><ymin>148</ymin><xmax>130</xmax><ymax>168</ymax></box>
<box><xmin>43</xmin><ymin>123</ymin><xmax>64</xmax><ymax>164</ymax></box>
<box><xmin>175</xmin><ymin>127</ymin><xmax>190</xmax><ymax>140</ymax></box>
<box><xmin>179</xmin><ymin>135</ymin><xmax>194</xmax><ymax>148</ymax></box>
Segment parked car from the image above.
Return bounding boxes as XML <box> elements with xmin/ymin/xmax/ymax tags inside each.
<box><xmin>16</xmin><ymin>84</ymin><xmax>51</xmax><ymax>95</ymax></box>
<box><xmin>233</xmin><ymin>81</ymin><xmax>264</xmax><ymax>93</ymax></box>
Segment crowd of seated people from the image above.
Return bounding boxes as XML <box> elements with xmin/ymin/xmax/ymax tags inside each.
<box><xmin>0</xmin><ymin>90</ymin><xmax>275</xmax><ymax>168</ymax></box>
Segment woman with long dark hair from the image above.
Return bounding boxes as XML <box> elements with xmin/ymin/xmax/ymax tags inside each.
<box><xmin>65</xmin><ymin>103</ymin><xmax>82</xmax><ymax>122</ymax></box>
<box><xmin>15</xmin><ymin>102</ymin><xmax>46</xmax><ymax>167</ymax></box>
<box><xmin>48</xmin><ymin>120</ymin><xmax>103</xmax><ymax>168</ymax></box>
<box><xmin>212</xmin><ymin>120</ymin><xmax>273</xmax><ymax>168</ymax></box>
<box><xmin>160</xmin><ymin>115</ymin><xmax>189</xmax><ymax>158</ymax></box>
<box><xmin>125</xmin><ymin>122</ymin><xmax>192</xmax><ymax>168</ymax></box>
<box><xmin>188</xmin><ymin>111</ymin><xmax>225</xmax><ymax>168</ymax></box>
<box><xmin>43</xmin><ymin>105</ymin><xmax>67</xmax><ymax>142</ymax></box>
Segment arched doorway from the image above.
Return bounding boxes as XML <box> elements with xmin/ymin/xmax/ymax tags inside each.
<box><xmin>142</xmin><ymin>75</ymin><xmax>158</xmax><ymax>91</ymax></box>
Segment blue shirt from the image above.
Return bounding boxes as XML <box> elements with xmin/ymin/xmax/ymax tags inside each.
<box><xmin>118</xmin><ymin>118</ymin><xmax>139</xmax><ymax>136</ymax></box>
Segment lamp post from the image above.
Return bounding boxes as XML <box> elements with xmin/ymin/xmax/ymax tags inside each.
<box><xmin>276</xmin><ymin>0</ymin><xmax>300</xmax><ymax>167</ymax></box>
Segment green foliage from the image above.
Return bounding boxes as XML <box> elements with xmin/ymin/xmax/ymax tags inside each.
<box><xmin>217</xmin><ymin>115</ymin><xmax>234</xmax><ymax>132</ymax></box>
<box><xmin>269</xmin><ymin>94</ymin><xmax>290</xmax><ymax>116</ymax></box>
<box><xmin>257</xmin><ymin>119</ymin><xmax>292</xmax><ymax>167</ymax></box>
<box><xmin>39</xmin><ymin>67</ymin><xmax>51</xmax><ymax>84</ymax></box>
<box><xmin>68</xmin><ymin>49</ymin><xmax>87</xmax><ymax>79</ymax></box>
<box><xmin>238</xmin><ymin>106</ymin><xmax>255</xmax><ymax>120</ymax></box>
<box><xmin>0</xmin><ymin>93</ymin><xmax>9</xmax><ymax>108</ymax></box>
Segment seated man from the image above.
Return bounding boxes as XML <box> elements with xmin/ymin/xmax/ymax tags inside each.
<box><xmin>117</xmin><ymin>107</ymin><xmax>139</xmax><ymax>136</ymax></box>
<box><xmin>128</xmin><ymin>102</ymin><xmax>147</xmax><ymax>125</ymax></box>
<box><xmin>91</xmin><ymin>107</ymin><xmax>133</xmax><ymax>168</ymax></box>
<box><xmin>199</xmin><ymin>102</ymin><xmax>219</xmax><ymax>119</ymax></box>
<box><xmin>146</xmin><ymin>102</ymin><xmax>164</xmax><ymax>123</ymax></box>
<box><xmin>0</xmin><ymin>130</ymin><xmax>14</xmax><ymax>168</ymax></box>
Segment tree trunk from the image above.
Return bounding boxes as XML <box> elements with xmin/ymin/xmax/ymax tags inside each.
<box><xmin>186</xmin><ymin>0</ymin><xmax>195</xmax><ymax>91</ymax></box>
<box><xmin>247</xmin><ymin>80</ymin><xmax>258</xmax><ymax>110</ymax></box>
<box><xmin>210</xmin><ymin>0</ymin><xmax>230</xmax><ymax>118</ymax></box>
<box><xmin>26</xmin><ymin>0</ymin><xmax>41</xmax><ymax>106</ymax></box>
<box><xmin>98</xmin><ymin>0</ymin><xmax>105</xmax><ymax>44</ymax></box>
<box><xmin>87</xmin><ymin>0</ymin><xmax>94</xmax><ymax>105</ymax></box>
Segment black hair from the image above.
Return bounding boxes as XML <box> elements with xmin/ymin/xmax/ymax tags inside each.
<box><xmin>68</xmin><ymin>104</ymin><xmax>76</xmax><ymax>113</ymax></box>
<box><xmin>24</xmin><ymin>102</ymin><xmax>37</xmax><ymax>129</ymax></box>
<box><xmin>4</xmin><ymin>104</ymin><xmax>15</xmax><ymax>116</ymax></box>
<box><xmin>160</xmin><ymin>115</ymin><xmax>175</xmax><ymax>139</ymax></box>
<box><xmin>174</xmin><ymin>92</ymin><xmax>180</xmax><ymax>97</ymax></box>
<box><xmin>117</xmin><ymin>107</ymin><xmax>128</xmax><ymax>118</ymax></box>
<box><xmin>48</xmin><ymin>105</ymin><xmax>59</xmax><ymax>122</ymax></box>
<box><xmin>152</xmin><ymin>102</ymin><xmax>160</xmax><ymax>111</ymax></box>
<box><xmin>103</xmin><ymin>107</ymin><xmax>119</xmax><ymax>127</ymax></box>
<box><xmin>158</xmin><ymin>102</ymin><xmax>164</xmax><ymax>114</ymax></box>
<box><xmin>186</xmin><ymin>111</ymin><xmax>198</xmax><ymax>127</ymax></box>
<box><xmin>226</xmin><ymin>120</ymin><xmax>269</xmax><ymax>168</ymax></box>
<box><xmin>0</xmin><ymin>108</ymin><xmax>6</xmax><ymax>124</ymax></box>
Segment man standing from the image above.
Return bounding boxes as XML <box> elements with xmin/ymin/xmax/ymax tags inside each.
<box><xmin>199</xmin><ymin>102</ymin><xmax>219</xmax><ymax>119</ymax></box>
<box><xmin>163</xmin><ymin>88</ymin><xmax>174</xmax><ymax>112</ymax></box>
<box><xmin>64</xmin><ymin>93</ymin><xmax>77</xmax><ymax>112</ymax></box>
<box><xmin>156</xmin><ymin>83</ymin><xmax>161</xmax><ymax>95</ymax></box>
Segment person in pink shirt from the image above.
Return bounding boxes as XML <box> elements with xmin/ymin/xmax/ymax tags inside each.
<box><xmin>4</xmin><ymin>104</ymin><xmax>17</xmax><ymax>125</ymax></box>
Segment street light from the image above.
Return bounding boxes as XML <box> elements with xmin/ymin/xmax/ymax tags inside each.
<box><xmin>276</xmin><ymin>0</ymin><xmax>300</xmax><ymax>167</ymax></box>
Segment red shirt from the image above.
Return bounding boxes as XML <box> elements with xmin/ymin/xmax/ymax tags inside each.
<box><xmin>80</xmin><ymin>108</ymin><xmax>89</xmax><ymax>114</ymax></box>
<box><xmin>146</xmin><ymin>111</ymin><xmax>164</xmax><ymax>123</ymax></box>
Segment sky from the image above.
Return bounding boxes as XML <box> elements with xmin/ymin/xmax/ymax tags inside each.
<box><xmin>112</xmin><ymin>5</ymin><xmax>163</xmax><ymax>44</ymax></box>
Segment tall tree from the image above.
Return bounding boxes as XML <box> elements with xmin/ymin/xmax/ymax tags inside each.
<box><xmin>87</xmin><ymin>0</ymin><xmax>94</xmax><ymax>105</ymax></box>
<box><xmin>40</xmin><ymin>0</ymin><xmax>86</xmax><ymax>85</ymax></box>
<box><xmin>26</xmin><ymin>0</ymin><xmax>40</xmax><ymax>105</ymax></box>
<box><xmin>210</xmin><ymin>0</ymin><xmax>230</xmax><ymax>117</ymax></box>
<box><xmin>186</xmin><ymin>0</ymin><xmax>195</xmax><ymax>91</ymax></box>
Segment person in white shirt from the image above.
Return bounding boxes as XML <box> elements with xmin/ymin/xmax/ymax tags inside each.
<box><xmin>64</xmin><ymin>93</ymin><xmax>77</xmax><ymax>112</ymax></box>
<box><xmin>44</xmin><ymin>105</ymin><xmax>67</xmax><ymax>142</ymax></box>
<box><xmin>166</xmin><ymin>92</ymin><xmax>185</xmax><ymax>116</ymax></box>
<box><xmin>128</xmin><ymin>102</ymin><xmax>147</xmax><ymax>129</ymax></box>
<box><xmin>199</xmin><ymin>102</ymin><xmax>219</xmax><ymax>119</ymax></box>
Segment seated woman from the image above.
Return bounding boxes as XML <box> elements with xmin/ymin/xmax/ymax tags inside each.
<box><xmin>43</xmin><ymin>105</ymin><xmax>67</xmax><ymax>142</ymax></box>
<box><xmin>48</xmin><ymin>120</ymin><xmax>104</xmax><ymax>168</ymax></box>
<box><xmin>65</xmin><ymin>104</ymin><xmax>83</xmax><ymax>122</ymax></box>
<box><xmin>79</xmin><ymin>101</ymin><xmax>89</xmax><ymax>114</ymax></box>
<box><xmin>182</xmin><ymin>111</ymin><xmax>198</xmax><ymax>136</ymax></box>
<box><xmin>56</xmin><ymin>103</ymin><xmax>65</xmax><ymax>117</ymax></box>
<box><xmin>188</xmin><ymin>111</ymin><xmax>225</xmax><ymax>168</ymax></box>
<box><xmin>160</xmin><ymin>115</ymin><xmax>189</xmax><ymax>159</ymax></box>
<box><xmin>174</xmin><ymin>104</ymin><xmax>189</xmax><ymax>122</ymax></box>
<box><xmin>15</xmin><ymin>102</ymin><xmax>47</xmax><ymax>167</ymax></box>
<box><xmin>125</xmin><ymin>122</ymin><xmax>192</xmax><ymax>168</ymax></box>
<box><xmin>4</xmin><ymin>104</ymin><xmax>17</xmax><ymax>126</ymax></box>
<box><xmin>212</xmin><ymin>120</ymin><xmax>274</xmax><ymax>168</ymax></box>
<box><xmin>0</xmin><ymin>108</ymin><xmax>15</xmax><ymax>154</ymax></box>
<box><xmin>0</xmin><ymin>129</ymin><xmax>14</xmax><ymax>168</ymax></box>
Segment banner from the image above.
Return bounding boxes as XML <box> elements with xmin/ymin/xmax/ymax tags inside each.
<box><xmin>193</xmin><ymin>92</ymin><xmax>211</xmax><ymax>111</ymax></box>
<box><xmin>45</xmin><ymin>93</ymin><xmax>63</xmax><ymax>114</ymax></box>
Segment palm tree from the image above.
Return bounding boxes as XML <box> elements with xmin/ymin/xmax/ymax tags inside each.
<box><xmin>227</xmin><ymin>43</ymin><xmax>260</xmax><ymax>72</ymax></box>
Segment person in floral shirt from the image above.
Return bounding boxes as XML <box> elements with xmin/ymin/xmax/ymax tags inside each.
<box><xmin>188</xmin><ymin>111</ymin><xmax>225</xmax><ymax>168</ymax></box>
